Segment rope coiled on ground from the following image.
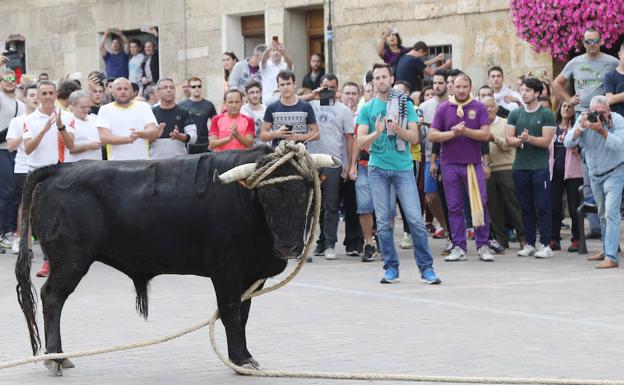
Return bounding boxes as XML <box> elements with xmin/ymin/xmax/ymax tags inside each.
<box><xmin>1</xmin><ymin>143</ymin><xmax>623</xmax><ymax>384</ymax></box>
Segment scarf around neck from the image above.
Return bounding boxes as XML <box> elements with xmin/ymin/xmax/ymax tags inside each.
<box><xmin>449</xmin><ymin>95</ymin><xmax>474</xmax><ymax>118</ymax></box>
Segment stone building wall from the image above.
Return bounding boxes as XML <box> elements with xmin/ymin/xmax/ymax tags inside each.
<box><xmin>0</xmin><ymin>0</ymin><xmax>552</xmax><ymax>100</ymax></box>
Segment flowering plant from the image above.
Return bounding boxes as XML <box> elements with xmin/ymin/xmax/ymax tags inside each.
<box><xmin>509</xmin><ymin>0</ymin><xmax>624</xmax><ymax>60</ymax></box>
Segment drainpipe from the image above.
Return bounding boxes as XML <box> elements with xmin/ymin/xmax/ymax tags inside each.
<box><xmin>326</xmin><ymin>0</ymin><xmax>333</xmax><ymax>73</ymax></box>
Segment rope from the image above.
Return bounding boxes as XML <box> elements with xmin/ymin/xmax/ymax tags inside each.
<box><xmin>2</xmin><ymin>142</ymin><xmax>624</xmax><ymax>385</ymax></box>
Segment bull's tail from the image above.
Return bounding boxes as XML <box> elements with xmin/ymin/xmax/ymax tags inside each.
<box><xmin>15</xmin><ymin>165</ymin><xmax>59</xmax><ymax>355</ymax></box>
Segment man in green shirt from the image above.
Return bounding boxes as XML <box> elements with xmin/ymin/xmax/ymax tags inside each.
<box><xmin>506</xmin><ymin>78</ymin><xmax>556</xmax><ymax>258</ymax></box>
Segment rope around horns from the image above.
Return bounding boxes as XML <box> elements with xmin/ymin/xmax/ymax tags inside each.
<box><xmin>2</xmin><ymin>143</ymin><xmax>624</xmax><ymax>385</ymax></box>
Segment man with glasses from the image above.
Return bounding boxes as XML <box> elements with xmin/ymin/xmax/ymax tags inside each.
<box><xmin>553</xmin><ymin>28</ymin><xmax>619</xmax><ymax>240</ymax></box>
<box><xmin>0</xmin><ymin>69</ymin><xmax>25</xmax><ymax>251</ymax></box>
<box><xmin>179</xmin><ymin>77</ymin><xmax>216</xmax><ymax>154</ymax></box>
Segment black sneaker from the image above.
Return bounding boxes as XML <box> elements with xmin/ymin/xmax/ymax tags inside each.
<box><xmin>549</xmin><ymin>240</ymin><xmax>561</xmax><ymax>251</ymax></box>
<box><xmin>313</xmin><ymin>244</ymin><xmax>325</xmax><ymax>256</ymax></box>
<box><xmin>346</xmin><ymin>244</ymin><xmax>362</xmax><ymax>257</ymax></box>
<box><xmin>362</xmin><ymin>244</ymin><xmax>377</xmax><ymax>262</ymax></box>
<box><xmin>487</xmin><ymin>239</ymin><xmax>505</xmax><ymax>254</ymax></box>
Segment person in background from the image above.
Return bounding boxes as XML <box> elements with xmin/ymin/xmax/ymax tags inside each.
<box><xmin>302</xmin><ymin>53</ymin><xmax>325</xmax><ymax>90</ymax></box>
<box><xmin>208</xmin><ymin>89</ymin><xmax>254</xmax><ymax>152</ymax></box>
<box><xmin>376</xmin><ymin>27</ymin><xmax>409</xmax><ymax>67</ymax></box>
<box><xmin>179</xmin><ymin>77</ymin><xmax>217</xmax><ymax>154</ymax></box>
<box><xmin>240</xmin><ymin>80</ymin><xmax>266</xmax><ymax>144</ymax></box>
<box><xmin>549</xmin><ymin>100</ymin><xmax>583</xmax><ymax>253</ymax></box>
<box><xmin>64</xmin><ymin>90</ymin><xmax>102</xmax><ymax>162</ymax></box>
<box><xmin>127</xmin><ymin>39</ymin><xmax>145</xmax><ymax>88</ymax></box>
<box><xmin>478</xmin><ymin>85</ymin><xmax>494</xmax><ymax>101</ymax></box>
<box><xmin>144</xmin><ymin>84</ymin><xmax>159</xmax><ymax>106</ymax></box>
<box><xmin>181</xmin><ymin>79</ymin><xmax>191</xmax><ymax>100</ymax></box>
<box><xmin>605</xmin><ymin>42</ymin><xmax>624</xmax><ymax>118</ymax></box>
<box><xmin>222</xmin><ymin>51</ymin><xmax>239</xmax><ymax>92</ymax></box>
<box><xmin>260</xmin><ymin>39</ymin><xmax>293</xmax><ymax>104</ymax></box>
<box><xmin>140</xmin><ymin>40</ymin><xmax>159</xmax><ymax>90</ymax></box>
<box><xmin>482</xmin><ymin>96</ymin><xmax>525</xmax><ymax>250</ymax></box>
<box><xmin>150</xmin><ymin>78</ymin><xmax>197</xmax><ymax>159</ymax></box>
<box><xmin>99</xmin><ymin>29</ymin><xmax>130</xmax><ymax>79</ymax></box>
<box><xmin>228</xmin><ymin>44</ymin><xmax>266</xmax><ymax>91</ymax></box>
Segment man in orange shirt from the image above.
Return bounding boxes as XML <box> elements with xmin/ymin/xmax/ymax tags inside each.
<box><xmin>208</xmin><ymin>89</ymin><xmax>255</xmax><ymax>151</ymax></box>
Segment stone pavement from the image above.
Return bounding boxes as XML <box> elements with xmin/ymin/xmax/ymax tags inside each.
<box><xmin>0</xmin><ymin>224</ymin><xmax>623</xmax><ymax>385</ymax></box>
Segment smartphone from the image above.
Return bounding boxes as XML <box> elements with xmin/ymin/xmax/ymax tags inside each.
<box><xmin>283</xmin><ymin>124</ymin><xmax>293</xmax><ymax>132</ymax></box>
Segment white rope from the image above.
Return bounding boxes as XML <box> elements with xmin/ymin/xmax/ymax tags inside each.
<box><xmin>2</xmin><ymin>143</ymin><xmax>623</xmax><ymax>385</ymax></box>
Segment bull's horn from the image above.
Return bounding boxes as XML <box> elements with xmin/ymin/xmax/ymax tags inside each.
<box><xmin>213</xmin><ymin>163</ymin><xmax>256</xmax><ymax>184</ymax></box>
<box><xmin>310</xmin><ymin>154</ymin><xmax>342</xmax><ymax>169</ymax></box>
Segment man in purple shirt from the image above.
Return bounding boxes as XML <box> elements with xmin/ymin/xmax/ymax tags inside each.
<box><xmin>429</xmin><ymin>73</ymin><xmax>494</xmax><ymax>262</ymax></box>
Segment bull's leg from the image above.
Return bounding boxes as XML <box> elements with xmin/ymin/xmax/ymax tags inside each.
<box><xmin>212</xmin><ymin>273</ymin><xmax>253</xmax><ymax>367</ymax></box>
<box><xmin>239</xmin><ymin>280</ymin><xmax>264</xmax><ymax>368</ymax></box>
<box><xmin>40</xmin><ymin>252</ymin><xmax>92</xmax><ymax>376</ymax></box>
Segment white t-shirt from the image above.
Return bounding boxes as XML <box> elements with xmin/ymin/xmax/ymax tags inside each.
<box><xmin>22</xmin><ymin>109</ymin><xmax>74</xmax><ymax>171</ymax></box>
<box><xmin>96</xmin><ymin>101</ymin><xmax>157</xmax><ymax>160</ymax></box>
<box><xmin>0</xmin><ymin>92</ymin><xmax>25</xmax><ymax>150</ymax></box>
<box><xmin>240</xmin><ymin>103</ymin><xmax>266</xmax><ymax>144</ymax></box>
<box><xmin>6</xmin><ymin>113</ymin><xmax>30</xmax><ymax>173</ymax></box>
<box><xmin>260</xmin><ymin>60</ymin><xmax>289</xmax><ymax>104</ymax></box>
<box><xmin>64</xmin><ymin>114</ymin><xmax>102</xmax><ymax>162</ymax></box>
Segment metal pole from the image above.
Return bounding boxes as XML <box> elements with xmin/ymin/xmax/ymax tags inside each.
<box><xmin>326</xmin><ymin>0</ymin><xmax>333</xmax><ymax>73</ymax></box>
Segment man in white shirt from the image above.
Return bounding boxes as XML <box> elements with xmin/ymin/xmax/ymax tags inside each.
<box><xmin>488</xmin><ymin>65</ymin><xmax>523</xmax><ymax>116</ymax></box>
<box><xmin>22</xmin><ymin>81</ymin><xmax>75</xmax><ymax>278</ymax></box>
<box><xmin>6</xmin><ymin>83</ymin><xmax>38</xmax><ymax>254</ymax></box>
<box><xmin>97</xmin><ymin>77</ymin><xmax>162</xmax><ymax>160</ymax></box>
<box><xmin>260</xmin><ymin>40</ymin><xmax>293</xmax><ymax>103</ymax></box>
<box><xmin>240</xmin><ymin>80</ymin><xmax>266</xmax><ymax>144</ymax></box>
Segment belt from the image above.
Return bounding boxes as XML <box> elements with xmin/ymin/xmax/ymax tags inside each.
<box><xmin>592</xmin><ymin>161</ymin><xmax>624</xmax><ymax>177</ymax></box>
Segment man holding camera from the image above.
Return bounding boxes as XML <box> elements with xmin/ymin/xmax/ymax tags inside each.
<box><xmin>0</xmin><ymin>69</ymin><xmax>25</xmax><ymax>251</ymax></box>
<box><xmin>564</xmin><ymin>95</ymin><xmax>624</xmax><ymax>269</ymax></box>
<box><xmin>306</xmin><ymin>74</ymin><xmax>355</xmax><ymax>261</ymax></box>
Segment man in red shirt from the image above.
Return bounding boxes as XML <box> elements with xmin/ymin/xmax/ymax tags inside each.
<box><xmin>208</xmin><ymin>89</ymin><xmax>255</xmax><ymax>151</ymax></box>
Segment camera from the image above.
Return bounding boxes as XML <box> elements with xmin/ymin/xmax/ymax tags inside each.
<box><xmin>587</xmin><ymin>111</ymin><xmax>606</xmax><ymax>124</ymax></box>
<box><xmin>319</xmin><ymin>87</ymin><xmax>335</xmax><ymax>106</ymax></box>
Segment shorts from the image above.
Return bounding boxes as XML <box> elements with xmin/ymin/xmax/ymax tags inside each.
<box><xmin>14</xmin><ymin>173</ymin><xmax>27</xmax><ymax>206</ymax></box>
<box><xmin>424</xmin><ymin>160</ymin><xmax>440</xmax><ymax>193</ymax></box>
<box><xmin>355</xmin><ymin>164</ymin><xmax>374</xmax><ymax>214</ymax></box>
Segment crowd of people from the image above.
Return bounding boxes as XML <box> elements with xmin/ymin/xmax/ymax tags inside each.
<box><xmin>0</xmin><ymin>26</ymin><xmax>623</xmax><ymax>285</ymax></box>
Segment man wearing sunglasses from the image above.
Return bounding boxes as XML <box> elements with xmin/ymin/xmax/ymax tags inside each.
<box><xmin>553</xmin><ymin>28</ymin><xmax>619</xmax><ymax>240</ymax></box>
<box><xmin>179</xmin><ymin>77</ymin><xmax>216</xmax><ymax>154</ymax></box>
<box><xmin>554</xmin><ymin>28</ymin><xmax>619</xmax><ymax>116</ymax></box>
<box><xmin>0</xmin><ymin>69</ymin><xmax>25</xmax><ymax>252</ymax></box>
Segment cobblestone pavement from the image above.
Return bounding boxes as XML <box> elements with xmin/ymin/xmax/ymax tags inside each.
<box><xmin>1</xmin><ymin>223</ymin><xmax>623</xmax><ymax>385</ymax></box>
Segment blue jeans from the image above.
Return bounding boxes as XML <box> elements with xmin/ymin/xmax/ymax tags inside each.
<box><xmin>589</xmin><ymin>166</ymin><xmax>624</xmax><ymax>262</ymax></box>
<box><xmin>368</xmin><ymin>166</ymin><xmax>434</xmax><ymax>273</ymax></box>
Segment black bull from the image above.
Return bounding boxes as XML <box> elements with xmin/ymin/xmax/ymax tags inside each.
<box><xmin>15</xmin><ymin>145</ymin><xmax>320</xmax><ymax>373</ymax></box>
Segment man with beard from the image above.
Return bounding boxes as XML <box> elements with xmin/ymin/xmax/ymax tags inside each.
<box><xmin>302</xmin><ymin>53</ymin><xmax>325</xmax><ymax>90</ymax></box>
<box><xmin>97</xmin><ymin>78</ymin><xmax>162</xmax><ymax>160</ymax></box>
<box><xmin>356</xmin><ymin>63</ymin><xmax>440</xmax><ymax>284</ymax></box>
<box><xmin>428</xmin><ymin>74</ymin><xmax>494</xmax><ymax>262</ymax></box>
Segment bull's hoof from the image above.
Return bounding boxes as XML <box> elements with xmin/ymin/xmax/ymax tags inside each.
<box><xmin>62</xmin><ymin>358</ymin><xmax>75</xmax><ymax>369</ymax></box>
<box><xmin>43</xmin><ymin>360</ymin><xmax>63</xmax><ymax>376</ymax></box>
<box><xmin>248</xmin><ymin>357</ymin><xmax>261</xmax><ymax>370</ymax></box>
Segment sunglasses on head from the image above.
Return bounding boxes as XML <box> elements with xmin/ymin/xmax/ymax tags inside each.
<box><xmin>584</xmin><ymin>38</ymin><xmax>600</xmax><ymax>46</ymax></box>
<box><xmin>1</xmin><ymin>76</ymin><xmax>16</xmax><ymax>82</ymax></box>
<box><xmin>190</xmin><ymin>85</ymin><xmax>202</xmax><ymax>89</ymax></box>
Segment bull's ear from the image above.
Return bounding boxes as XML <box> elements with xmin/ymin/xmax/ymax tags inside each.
<box><xmin>310</xmin><ymin>154</ymin><xmax>341</xmax><ymax>169</ymax></box>
<box><xmin>213</xmin><ymin>163</ymin><xmax>256</xmax><ymax>184</ymax></box>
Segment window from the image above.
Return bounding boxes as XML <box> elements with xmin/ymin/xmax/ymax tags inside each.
<box><xmin>423</xmin><ymin>44</ymin><xmax>452</xmax><ymax>86</ymax></box>
<box><xmin>241</xmin><ymin>15</ymin><xmax>265</xmax><ymax>58</ymax></box>
<box><xmin>3</xmin><ymin>34</ymin><xmax>26</xmax><ymax>74</ymax></box>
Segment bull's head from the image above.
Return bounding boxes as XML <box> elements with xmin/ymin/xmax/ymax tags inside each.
<box><xmin>215</xmin><ymin>153</ymin><xmax>340</xmax><ymax>259</ymax></box>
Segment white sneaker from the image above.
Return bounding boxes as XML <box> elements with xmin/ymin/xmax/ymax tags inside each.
<box><xmin>534</xmin><ymin>244</ymin><xmax>554</xmax><ymax>259</ymax></box>
<box><xmin>517</xmin><ymin>244</ymin><xmax>535</xmax><ymax>257</ymax></box>
<box><xmin>11</xmin><ymin>237</ymin><xmax>20</xmax><ymax>254</ymax></box>
<box><xmin>478</xmin><ymin>246</ymin><xmax>495</xmax><ymax>262</ymax></box>
<box><xmin>324</xmin><ymin>248</ymin><xmax>337</xmax><ymax>260</ymax></box>
<box><xmin>444</xmin><ymin>246</ymin><xmax>467</xmax><ymax>262</ymax></box>
<box><xmin>398</xmin><ymin>232</ymin><xmax>413</xmax><ymax>249</ymax></box>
